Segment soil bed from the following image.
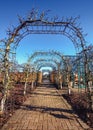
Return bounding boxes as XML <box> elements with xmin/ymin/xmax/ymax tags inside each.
<box><xmin>63</xmin><ymin>91</ymin><xmax>93</xmax><ymax>128</ymax></box>
<box><xmin>0</xmin><ymin>83</ymin><xmax>34</xmax><ymax>129</ymax></box>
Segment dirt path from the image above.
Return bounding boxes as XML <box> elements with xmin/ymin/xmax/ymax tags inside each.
<box><xmin>1</xmin><ymin>83</ymin><xmax>91</xmax><ymax>130</ymax></box>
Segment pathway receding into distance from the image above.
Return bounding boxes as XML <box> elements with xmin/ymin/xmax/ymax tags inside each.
<box><xmin>1</xmin><ymin>81</ymin><xmax>91</xmax><ymax>130</ymax></box>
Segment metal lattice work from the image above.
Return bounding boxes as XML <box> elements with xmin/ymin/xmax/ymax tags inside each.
<box><xmin>7</xmin><ymin>14</ymin><xmax>85</xmax><ymax>53</ymax></box>
<box><xmin>33</xmin><ymin>59</ymin><xmax>59</xmax><ymax>70</ymax></box>
<box><xmin>28</xmin><ymin>50</ymin><xmax>64</xmax><ymax>62</ymax></box>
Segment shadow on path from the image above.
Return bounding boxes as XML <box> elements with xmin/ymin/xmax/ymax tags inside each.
<box><xmin>20</xmin><ymin>104</ymin><xmax>73</xmax><ymax>120</ymax></box>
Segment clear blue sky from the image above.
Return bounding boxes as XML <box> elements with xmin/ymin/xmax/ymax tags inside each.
<box><xmin>0</xmin><ymin>0</ymin><xmax>93</xmax><ymax>64</ymax></box>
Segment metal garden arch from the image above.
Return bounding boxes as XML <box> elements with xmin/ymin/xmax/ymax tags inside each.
<box><xmin>1</xmin><ymin>9</ymin><xmax>90</xmax><ymax>113</ymax></box>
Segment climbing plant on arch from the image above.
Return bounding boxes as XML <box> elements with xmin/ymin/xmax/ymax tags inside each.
<box><xmin>0</xmin><ymin>9</ymin><xmax>91</xmax><ymax>113</ymax></box>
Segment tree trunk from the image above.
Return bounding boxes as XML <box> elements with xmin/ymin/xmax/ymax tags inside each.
<box><xmin>24</xmin><ymin>82</ymin><xmax>27</xmax><ymax>96</ymax></box>
<box><xmin>31</xmin><ymin>81</ymin><xmax>34</xmax><ymax>89</ymax></box>
<box><xmin>24</xmin><ymin>72</ymin><xmax>28</xmax><ymax>96</ymax></box>
<box><xmin>0</xmin><ymin>44</ymin><xmax>10</xmax><ymax>113</ymax></box>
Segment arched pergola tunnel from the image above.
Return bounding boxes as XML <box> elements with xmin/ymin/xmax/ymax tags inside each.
<box><xmin>25</xmin><ymin>51</ymin><xmax>81</xmax><ymax>92</ymax></box>
<box><xmin>0</xmin><ymin>9</ymin><xmax>93</xmax><ymax>113</ymax></box>
<box><xmin>26</xmin><ymin>50</ymin><xmax>67</xmax><ymax>87</ymax></box>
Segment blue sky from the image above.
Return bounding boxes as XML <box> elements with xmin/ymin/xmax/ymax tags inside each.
<box><xmin>0</xmin><ymin>0</ymin><xmax>93</xmax><ymax>64</ymax></box>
